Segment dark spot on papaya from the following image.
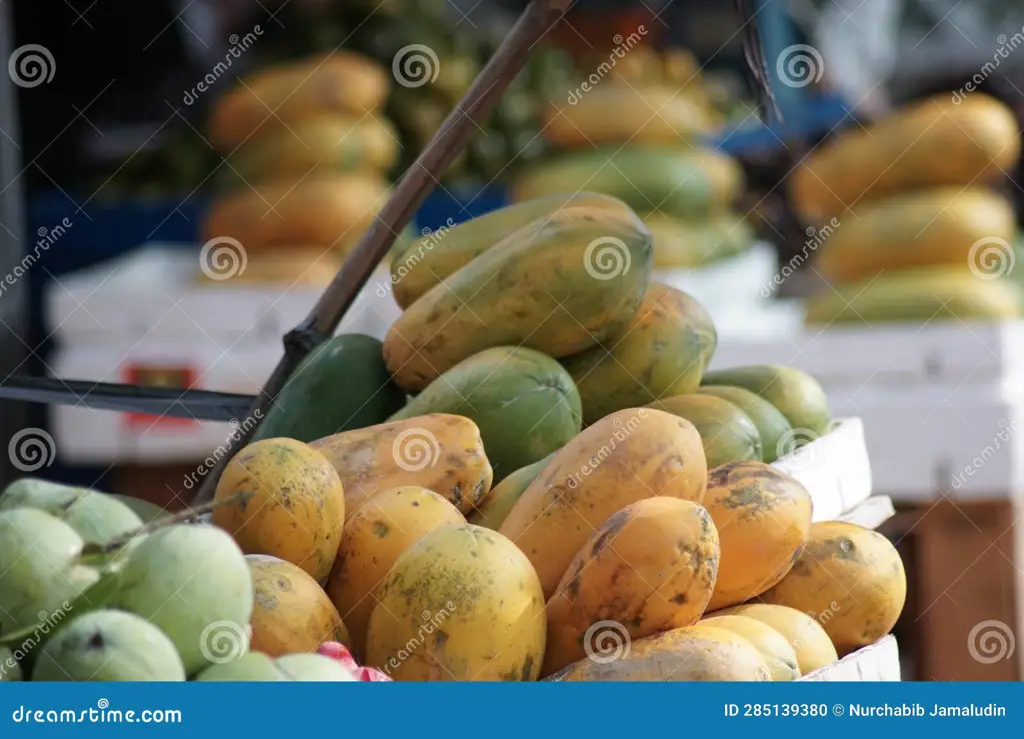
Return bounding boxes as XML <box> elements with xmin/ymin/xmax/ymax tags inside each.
<box><xmin>722</xmin><ymin>482</ymin><xmax>769</xmax><ymax>511</ymax></box>
<box><xmin>520</xmin><ymin>655</ymin><xmax>535</xmax><ymax>681</ymax></box>
<box><xmin>789</xmin><ymin>558</ymin><xmax>811</xmax><ymax>577</ymax></box>
<box><xmin>411</xmin><ymin>500</ymin><xmax>420</xmax><ymax>507</ymax></box>
<box><xmin>816</xmin><ymin>537</ymin><xmax>857</xmax><ymax>561</ymax></box>
<box><xmin>630</xmin><ymin>616</ymin><xmax>644</xmax><ymax>628</ymax></box>
<box><xmin>433</xmin><ymin>630</ymin><xmax>448</xmax><ymax>649</ymax></box>
<box><xmin>671</xmin><ymin>593</ymin><xmax>688</xmax><ymax>605</ymax></box>
<box><xmin>87</xmin><ymin>631</ymin><xmax>105</xmax><ymax>650</ymax></box>
<box><xmin>277</xmin><ymin>577</ymin><xmax>292</xmax><ymax>592</ymax></box>
<box><xmin>373</xmin><ymin>521</ymin><xmax>390</xmax><ymax>538</ymax></box>
<box><xmin>592</xmin><ymin>509</ymin><xmax>630</xmax><ymax>556</ymax></box>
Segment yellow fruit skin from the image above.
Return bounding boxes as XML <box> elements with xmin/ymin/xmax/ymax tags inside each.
<box><xmin>815</xmin><ymin>188</ymin><xmax>1015</xmax><ymax>284</ymax></box>
<box><xmin>499</xmin><ymin>408</ymin><xmax>707</xmax><ymax>599</ymax></box>
<box><xmin>713</xmin><ymin>603</ymin><xmax>838</xmax><ymax>675</ymax></box>
<box><xmin>699</xmin><ymin>615</ymin><xmax>800</xmax><ymax>681</ymax></box>
<box><xmin>365</xmin><ymin>524</ymin><xmax>546</xmax><ymax>681</ymax></box>
<box><xmin>390</xmin><ymin>193</ymin><xmax>637</xmax><ymax>309</ymax></box>
<box><xmin>308</xmin><ymin>414</ymin><xmax>493</xmax><ymax>519</ymax></box>
<box><xmin>703</xmin><ymin>461</ymin><xmax>813</xmax><ymax>611</ymax></box>
<box><xmin>246</xmin><ymin>555</ymin><xmax>350</xmax><ymax>656</ymax></box>
<box><xmin>383</xmin><ymin>206</ymin><xmax>653</xmax><ymax>391</ymax></box>
<box><xmin>543</xmin><ymin>497</ymin><xmax>719</xmax><ymax>676</ymax></box>
<box><xmin>547</xmin><ymin>625</ymin><xmax>770</xmax><ymax>682</ymax></box>
<box><xmin>213</xmin><ymin>438</ymin><xmax>344</xmax><ymax>582</ymax></box>
<box><xmin>325</xmin><ymin>487</ymin><xmax>466</xmax><ymax>660</ymax></box>
<box><xmin>791</xmin><ymin>94</ymin><xmax>1020</xmax><ymax>220</ymax></box>
<box><xmin>208</xmin><ymin>52</ymin><xmax>390</xmax><ymax>149</ymax></box>
<box><xmin>758</xmin><ymin>521</ymin><xmax>907</xmax><ymax>656</ymax></box>
<box><xmin>563</xmin><ymin>283</ymin><xmax>717</xmax><ymax>425</ymax></box>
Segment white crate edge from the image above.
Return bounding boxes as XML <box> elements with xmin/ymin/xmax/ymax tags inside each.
<box><xmin>834</xmin><ymin>496</ymin><xmax>895</xmax><ymax>530</ymax></box>
<box><xmin>772</xmin><ymin>418</ymin><xmax>872</xmax><ymax>522</ymax></box>
<box><xmin>799</xmin><ymin>635</ymin><xmax>900</xmax><ymax>682</ymax></box>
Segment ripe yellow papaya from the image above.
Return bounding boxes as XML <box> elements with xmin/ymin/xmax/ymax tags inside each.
<box><xmin>545</xmin><ymin>84</ymin><xmax>719</xmax><ymax>148</ymax></box>
<box><xmin>325</xmin><ymin>487</ymin><xmax>465</xmax><ymax>659</ymax></box>
<box><xmin>390</xmin><ymin>193</ymin><xmax>637</xmax><ymax>309</ymax></box>
<box><xmin>209</xmin><ymin>52</ymin><xmax>390</xmax><ymax>149</ymax></box>
<box><xmin>383</xmin><ymin>206</ymin><xmax>653</xmax><ymax>391</ymax></box>
<box><xmin>201</xmin><ymin>174</ymin><xmax>389</xmax><ymax>255</ymax></box>
<box><xmin>713</xmin><ymin>603</ymin><xmax>838</xmax><ymax>675</ymax></box>
<box><xmin>499</xmin><ymin>408</ymin><xmax>707</xmax><ymax>599</ymax></box>
<box><xmin>563</xmin><ymin>283</ymin><xmax>716</xmax><ymax>425</ymax></box>
<box><xmin>815</xmin><ymin>188</ymin><xmax>1016</xmax><ymax>284</ymax></box>
<box><xmin>699</xmin><ymin>615</ymin><xmax>800</xmax><ymax>680</ymax></box>
<box><xmin>805</xmin><ymin>267</ymin><xmax>1023</xmax><ymax>325</ymax></box>
<box><xmin>547</xmin><ymin>625</ymin><xmax>770</xmax><ymax>682</ymax></box>
<box><xmin>703</xmin><ymin>461</ymin><xmax>812</xmax><ymax>611</ymax></box>
<box><xmin>759</xmin><ymin>521</ymin><xmax>907</xmax><ymax>656</ymax></box>
<box><xmin>791</xmin><ymin>93</ymin><xmax>1020</xmax><ymax>220</ymax></box>
<box><xmin>543</xmin><ymin>497</ymin><xmax>719</xmax><ymax>676</ymax></box>
<box><xmin>308</xmin><ymin>414</ymin><xmax>493</xmax><ymax>518</ymax></box>
<box><xmin>365</xmin><ymin>524</ymin><xmax>546</xmax><ymax>681</ymax></box>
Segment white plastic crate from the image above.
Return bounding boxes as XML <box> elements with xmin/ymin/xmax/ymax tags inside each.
<box><xmin>800</xmin><ymin>635</ymin><xmax>901</xmax><ymax>682</ymax></box>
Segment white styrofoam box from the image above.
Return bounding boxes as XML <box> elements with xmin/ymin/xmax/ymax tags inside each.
<box><xmin>773</xmin><ymin>418</ymin><xmax>872</xmax><ymax>522</ymax></box>
<box><xmin>704</xmin><ymin>301</ymin><xmax>804</xmax><ymax>342</ymax></box>
<box><xmin>47</xmin><ymin>246</ymin><xmax>402</xmax><ymax>347</ymax></box>
<box><xmin>713</xmin><ymin>320</ymin><xmax>1024</xmax><ymax>388</ymax></box>
<box><xmin>653</xmin><ymin>241</ymin><xmax>777</xmax><ymax>312</ymax></box>
<box><xmin>836</xmin><ymin>495</ymin><xmax>895</xmax><ymax>530</ymax></box>
<box><xmin>800</xmin><ymin>635</ymin><xmax>901</xmax><ymax>681</ymax></box>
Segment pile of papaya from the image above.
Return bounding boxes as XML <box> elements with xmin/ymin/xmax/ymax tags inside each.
<box><xmin>1</xmin><ymin>191</ymin><xmax>906</xmax><ymax>682</ymax></box>
<box><xmin>512</xmin><ymin>45</ymin><xmax>756</xmax><ymax>270</ymax></box>
<box><xmin>794</xmin><ymin>92</ymin><xmax>1024</xmax><ymax>324</ymax></box>
<box><xmin>199</xmin><ymin>52</ymin><xmax>399</xmax><ymax>286</ymax></box>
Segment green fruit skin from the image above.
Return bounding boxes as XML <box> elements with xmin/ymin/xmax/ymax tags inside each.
<box><xmin>195</xmin><ymin>652</ymin><xmax>289</xmax><ymax>681</ymax></box>
<box><xmin>390</xmin><ymin>192</ymin><xmax>635</xmax><ymax>309</ymax></box>
<box><xmin>388</xmin><ymin>347</ymin><xmax>581</xmax><ymax>482</ymax></box>
<box><xmin>113</xmin><ymin>524</ymin><xmax>253</xmax><ymax>676</ymax></box>
<box><xmin>698</xmin><ymin>386</ymin><xmax>794</xmax><ymax>464</ymax></box>
<box><xmin>254</xmin><ymin>334</ymin><xmax>407</xmax><ymax>443</ymax></box>
<box><xmin>468</xmin><ymin>453</ymin><xmax>555</xmax><ymax>530</ymax></box>
<box><xmin>1</xmin><ymin>479</ymin><xmax>82</xmax><ymax>511</ymax></box>
<box><xmin>563</xmin><ymin>283</ymin><xmax>717</xmax><ymax>426</ymax></box>
<box><xmin>0</xmin><ymin>482</ymin><xmax>143</xmax><ymax>547</ymax></box>
<box><xmin>700</xmin><ymin>365</ymin><xmax>832</xmax><ymax>440</ymax></box>
<box><xmin>0</xmin><ymin>509</ymin><xmax>99</xmax><ymax>635</ymax></box>
<box><xmin>0</xmin><ymin>647</ymin><xmax>22</xmax><ymax>681</ymax></box>
<box><xmin>646</xmin><ymin>395</ymin><xmax>762</xmax><ymax>468</ymax></box>
<box><xmin>32</xmin><ymin>610</ymin><xmax>185</xmax><ymax>682</ymax></box>
<box><xmin>274</xmin><ymin>653</ymin><xmax>357</xmax><ymax>681</ymax></box>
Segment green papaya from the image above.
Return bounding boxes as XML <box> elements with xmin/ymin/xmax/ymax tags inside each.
<box><xmin>512</xmin><ymin>146</ymin><xmax>742</xmax><ymax>222</ymax></box>
<box><xmin>698</xmin><ymin>386</ymin><xmax>793</xmax><ymax>463</ymax></box>
<box><xmin>254</xmin><ymin>334</ymin><xmax>406</xmax><ymax>443</ymax></box>
<box><xmin>562</xmin><ymin>283</ymin><xmax>716</xmax><ymax>425</ymax></box>
<box><xmin>700</xmin><ymin>365</ymin><xmax>831</xmax><ymax>441</ymax></box>
<box><xmin>468</xmin><ymin>452</ymin><xmax>556</xmax><ymax>530</ymax></box>
<box><xmin>384</xmin><ymin>205</ymin><xmax>653</xmax><ymax>392</ymax></box>
<box><xmin>646</xmin><ymin>395</ymin><xmax>762</xmax><ymax>468</ymax></box>
<box><xmin>390</xmin><ymin>192</ymin><xmax>635</xmax><ymax>309</ymax></box>
<box><xmin>388</xmin><ymin>347</ymin><xmax>580</xmax><ymax>481</ymax></box>
<box><xmin>643</xmin><ymin>213</ymin><xmax>755</xmax><ymax>269</ymax></box>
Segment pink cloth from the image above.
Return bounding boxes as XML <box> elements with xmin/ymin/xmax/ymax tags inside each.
<box><xmin>317</xmin><ymin>642</ymin><xmax>392</xmax><ymax>682</ymax></box>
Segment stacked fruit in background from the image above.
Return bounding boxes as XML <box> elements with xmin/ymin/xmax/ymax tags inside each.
<box><xmin>198</xmin><ymin>51</ymin><xmax>396</xmax><ymax>287</ymax></box>
<box><xmin>794</xmin><ymin>92</ymin><xmax>1024</xmax><ymax>324</ymax></box>
<box><xmin>512</xmin><ymin>45</ymin><xmax>757</xmax><ymax>271</ymax></box>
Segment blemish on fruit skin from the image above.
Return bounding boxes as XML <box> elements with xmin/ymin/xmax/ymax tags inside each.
<box><xmin>372</xmin><ymin>521</ymin><xmax>390</xmax><ymax>538</ymax></box>
<box><xmin>87</xmin><ymin>632</ymin><xmax>105</xmax><ymax>650</ymax></box>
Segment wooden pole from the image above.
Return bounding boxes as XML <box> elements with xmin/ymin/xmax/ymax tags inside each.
<box><xmin>191</xmin><ymin>0</ymin><xmax>575</xmax><ymax>505</ymax></box>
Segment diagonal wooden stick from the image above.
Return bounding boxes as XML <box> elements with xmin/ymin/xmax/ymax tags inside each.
<box><xmin>191</xmin><ymin>0</ymin><xmax>575</xmax><ymax>505</ymax></box>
